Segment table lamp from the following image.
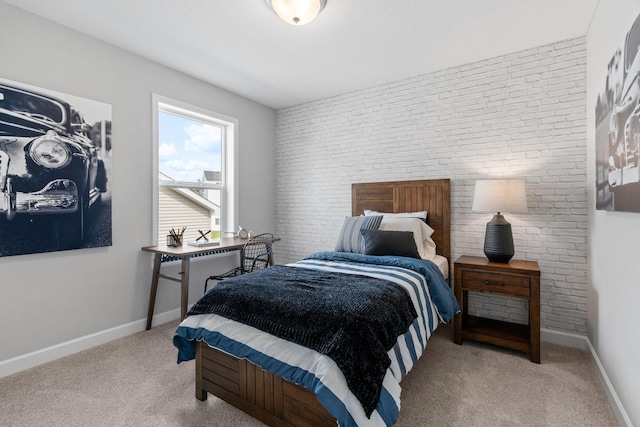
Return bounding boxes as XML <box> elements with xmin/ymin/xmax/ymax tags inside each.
<box><xmin>472</xmin><ymin>179</ymin><xmax>527</xmax><ymax>263</ymax></box>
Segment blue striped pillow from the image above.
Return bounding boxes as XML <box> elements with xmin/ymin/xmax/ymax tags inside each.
<box><xmin>335</xmin><ymin>215</ymin><xmax>383</xmax><ymax>253</ymax></box>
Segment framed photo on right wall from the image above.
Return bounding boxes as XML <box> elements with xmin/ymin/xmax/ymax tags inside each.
<box><xmin>595</xmin><ymin>11</ymin><xmax>640</xmax><ymax>212</ymax></box>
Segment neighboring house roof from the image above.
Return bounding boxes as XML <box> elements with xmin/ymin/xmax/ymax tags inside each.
<box><xmin>159</xmin><ymin>172</ymin><xmax>219</xmax><ymax>212</ymax></box>
<box><xmin>202</xmin><ymin>170</ymin><xmax>221</xmax><ymax>182</ymax></box>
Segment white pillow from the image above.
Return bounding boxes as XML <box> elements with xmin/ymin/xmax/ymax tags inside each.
<box><xmin>364</xmin><ymin>209</ymin><xmax>428</xmax><ymax>221</ymax></box>
<box><xmin>378</xmin><ymin>217</ymin><xmax>437</xmax><ymax>260</ymax></box>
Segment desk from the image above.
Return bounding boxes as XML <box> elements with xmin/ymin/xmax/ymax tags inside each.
<box><xmin>142</xmin><ymin>237</ymin><xmax>278</xmax><ymax>329</ymax></box>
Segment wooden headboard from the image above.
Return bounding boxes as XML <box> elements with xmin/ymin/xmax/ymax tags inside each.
<box><xmin>352</xmin><ymin>179</ymin><xmax>451</xmax><ymax>261</ymax></box>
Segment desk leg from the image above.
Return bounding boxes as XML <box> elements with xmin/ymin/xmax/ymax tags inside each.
<box><xmin>146</xmin><ymin>253</ymin><xmax>163</xmax><ymax>330</ymax></box>
<box><xmin>180</xmin><ymin>256</ymin><xmax>191</xmax><ymax>320</ymax></box>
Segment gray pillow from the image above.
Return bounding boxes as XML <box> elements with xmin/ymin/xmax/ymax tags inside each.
<box><xmin>335</xmin><ymin>215</ymin><xmax>383</xmax><ymax>253</ymax></box>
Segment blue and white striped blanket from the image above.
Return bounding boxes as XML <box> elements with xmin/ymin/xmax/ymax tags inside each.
<box><xmin>173</xmin><ymin>252</ymin><xmax>459</xmax><ymax>427</ymax></box>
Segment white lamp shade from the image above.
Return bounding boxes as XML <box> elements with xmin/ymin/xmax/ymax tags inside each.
<box><xmin>472</xmin><ymin>179</ymin><xmax>527</xmax><ymax>213</ymax></box>
<box><xmin>268</xmin><ymin>0</ymin><xmax>326</xmax><ymax>25</ymax></box>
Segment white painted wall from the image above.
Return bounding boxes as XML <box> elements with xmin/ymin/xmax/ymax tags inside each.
<box><xmin>587</xmin><ymin>0</ymin><xmax>640</xmax><ymax>425</ymax></box>
<box><xmin>275</xmin><ymin>39</ymin><xmax>588</xmax><ymax>336</ymax></box>
<box><xmin>0</xmin><ymin>3</ymin><xmax>275</xmax><ymax>365</ymax></box>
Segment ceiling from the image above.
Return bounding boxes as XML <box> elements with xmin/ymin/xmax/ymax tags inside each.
<box><xmin>2</xmin><ymin>0</ymin><xmax>599</xmax><ymax>109</ymax></box>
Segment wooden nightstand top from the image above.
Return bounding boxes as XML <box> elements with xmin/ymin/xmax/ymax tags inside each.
<box><xmin>455</xmin><ymin>255</ymin><xmax>540</xmax><ymax>276</ymax></box>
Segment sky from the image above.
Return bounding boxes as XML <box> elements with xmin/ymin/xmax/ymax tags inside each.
<box><xmin>158</xmin><ymin>111</ymin><xmax>222</xmax><ymax>182</ymax></box>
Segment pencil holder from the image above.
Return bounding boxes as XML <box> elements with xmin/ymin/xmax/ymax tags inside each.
<box><xmin>167</xmin><ymin>234</ymin><xmax>181</xmax><ymax>247</ymax></box>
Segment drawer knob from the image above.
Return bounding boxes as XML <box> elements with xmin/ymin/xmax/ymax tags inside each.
<box><xmin>483</xmin><ymin>280</ymin><xmax>505</xmax><ymax>286</ymax></box>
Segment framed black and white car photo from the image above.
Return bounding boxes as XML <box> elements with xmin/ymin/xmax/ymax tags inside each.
<box><xmin>0</xmin><ymin>78</ymin><xmax>112</xmax><ymax>257</ymax></box>
<box><xmin>595</xmin><ymin>12</ymin><xmax>640</xmax><ymax>212</ymax></box>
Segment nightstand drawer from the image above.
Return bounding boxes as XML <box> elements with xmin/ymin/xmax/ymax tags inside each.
<box><xmin>461</xmin><ymin>270</ymin><xmax>530</xmax><ymax>297</ymax></box>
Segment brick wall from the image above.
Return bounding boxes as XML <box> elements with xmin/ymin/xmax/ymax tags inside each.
<box><xmin>275</xmin><ymin>38</ymin><xmax>587</xmax><ymax>335</ymax></box>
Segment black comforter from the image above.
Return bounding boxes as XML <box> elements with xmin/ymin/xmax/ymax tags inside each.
<box><xmin>186</xmin><ymin>264</ymin><xmax>417</xmax><ymax>417</ymax></box>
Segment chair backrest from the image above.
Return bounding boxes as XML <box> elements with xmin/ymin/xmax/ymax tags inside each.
<box><xmin>240</xmin><ymin>233</ymin><xmax>274</xmax><ymax>273</ymax></box>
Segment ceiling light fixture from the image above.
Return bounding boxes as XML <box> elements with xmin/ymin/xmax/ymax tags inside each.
<box><xmin>265</xmin><ymin>0</ymin><xmax>327</xmax><ymax>25</ymax></box>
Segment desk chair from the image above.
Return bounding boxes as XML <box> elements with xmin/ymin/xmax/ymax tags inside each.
<box><xmin>204</xmin><ymin>233</ymin><xmax>274</xmax><ymax>292</ymax></box>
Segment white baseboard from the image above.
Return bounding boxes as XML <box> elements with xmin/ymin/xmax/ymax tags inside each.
<box><xmin>0</xmin><ymin>308</ymin><xmax>182</xmax><ymax>379</ymax></box>
<box><xmin>542</xmin><ymin>328</ymin><xmax>632</xmax><ymax>427</ymax></box>
<box><xmin>585</xmin><ymin>338</ymin><xmax>633</xmax><ymax>427</ymax></box>
<box><xmin>541</xmin><ymin>327</ymin><xmax>588</xmax><ymax>350</ymax></box>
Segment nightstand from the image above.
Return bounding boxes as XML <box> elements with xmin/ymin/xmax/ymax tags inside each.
<box><xmin>453</xmin><ymin>255</ymin><xmax>541</xmax><ymax>363</ymax></box>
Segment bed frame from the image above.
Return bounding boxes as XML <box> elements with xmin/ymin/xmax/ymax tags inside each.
<box><xmin>194</xmin><ymin>179</ymin><xmax>451</xmax><ymax>427</ymax></box>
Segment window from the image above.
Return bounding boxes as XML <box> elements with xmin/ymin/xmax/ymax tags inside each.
<box><xmin>152</xmin><ymin>95</ymin><xmax>237</xmax><ymax>245</ymax></box>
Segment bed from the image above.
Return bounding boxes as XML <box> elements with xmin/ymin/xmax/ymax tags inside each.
<box><xmin>173</xmin><ymin>179</ymin><xmax>456</xmax><ymax>427</ymax></box>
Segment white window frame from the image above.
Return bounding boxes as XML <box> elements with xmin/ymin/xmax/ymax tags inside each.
<box><xmin>152</xmin><ymin>94</ymin><xmax>238</xmax><ymax>245</ymax></box>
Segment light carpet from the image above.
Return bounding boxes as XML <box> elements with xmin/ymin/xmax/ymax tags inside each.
<box><xmin>0</xmin><ymin>321</ymin><xmax>618</xmax><ymax>426</ymax></box>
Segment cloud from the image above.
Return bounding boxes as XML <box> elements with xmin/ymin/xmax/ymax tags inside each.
<box><xmin>162</xmin><ymin>158</ymin><xmax>214</xmax><ymax>182</ymax></box>
<box><xmin>183</xmin><ymin>123</ymin><xmax>221</xmax><ymax>153</ymax></box>
<box><xmin>159</xmin><ymin>142</ymin><xmax>177</xmax><ymax>159</ymax></box>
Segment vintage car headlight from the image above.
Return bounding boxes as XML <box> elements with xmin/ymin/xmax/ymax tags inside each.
<box><xmin>29</xmin><ymin>134</ymin><xmax>71</xmax><ymax>169</ymax></box>
<box><xmin>627</xmin><ymin>114</ymin><xmax>640</xmax><ymax>153</ymax></box>
<box><xmin>609</xmin><ymin>111</ymin><xmax>620</xmax><ymax>146</ymax></box>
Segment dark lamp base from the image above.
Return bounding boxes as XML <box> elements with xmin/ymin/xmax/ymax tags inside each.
<box><xmin>483</xmin><ymin>214</ymin><xmax>514</xmax><ymax>263</ymax></box>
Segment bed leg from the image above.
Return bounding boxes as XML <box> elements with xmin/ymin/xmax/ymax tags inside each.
<box><xmin>195</xmin><ymin>341</ymin><xmax>208</xmax><ymax>401</ymax></box>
